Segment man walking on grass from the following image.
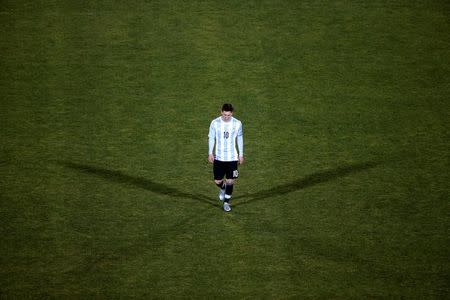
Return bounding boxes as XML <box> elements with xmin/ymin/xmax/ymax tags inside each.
<box><xmin>208</xmin><ymin>103</ymin><xmax>244</xmax><ymax>212</ymax></box>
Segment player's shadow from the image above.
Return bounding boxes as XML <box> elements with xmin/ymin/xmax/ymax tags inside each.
<box><xmin>61</xmin><ymin>161</ymin><xmax>216</xmax><ymax>208</ymax></box>
<box><xmin>235</xmin><ymin>161</ymin><xmax>379</xmax><ymax>206</ymax></box>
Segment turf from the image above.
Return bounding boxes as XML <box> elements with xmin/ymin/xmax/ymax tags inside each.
<box><xmin>1</xmin><ymin>0</ymin><xmax>449</xmax><ymax>298</ymax></box>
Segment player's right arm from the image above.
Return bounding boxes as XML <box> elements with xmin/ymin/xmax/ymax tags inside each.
<box><xmin>208</xmin><ymin>121</ymin><xmax>216</xmax><ymax>163</ymax></box>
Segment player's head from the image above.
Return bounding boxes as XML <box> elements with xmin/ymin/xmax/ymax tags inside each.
<box><xmin>221</xmin><ymin>103</ymin><xmax>234</xmax><ymax>122</ymax></box>
<box><xmin>222</xmin><ymin>103</ymin><xmax>234</xmax><ymax>112</ymax></box>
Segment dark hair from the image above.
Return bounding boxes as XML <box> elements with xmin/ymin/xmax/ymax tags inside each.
<box><xmin>221</xmin><ymin>103</ymin><xmax>234</xmax><ymax>112</ymax></box>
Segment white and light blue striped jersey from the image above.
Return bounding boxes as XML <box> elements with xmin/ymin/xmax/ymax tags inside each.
<box><xmin>208</xmin><ymin>116</ymin><xmax>243</xmax><ymax>162</ymax></box>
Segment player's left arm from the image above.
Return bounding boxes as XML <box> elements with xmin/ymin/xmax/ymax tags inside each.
<box><xmin>237</xmin><ymin>122</ymin><xmax>244</xmax><ymax>164</ymax></box>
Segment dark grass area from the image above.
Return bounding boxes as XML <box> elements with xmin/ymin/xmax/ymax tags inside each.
<box><xmin>1</xmin><ymin>0</ymin><xmax>449</xmax><ymax>298</ymax></box>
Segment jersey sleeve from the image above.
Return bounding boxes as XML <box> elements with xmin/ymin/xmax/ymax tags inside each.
<box><xmin>237</xmin><ymin>122</ymin><xmax>243</xmax><ymax>156</ymax></box>
<box><xmin>208</xmin><ymin>121</ymin><xmax>216</xmax><ymax>155</ymax></box>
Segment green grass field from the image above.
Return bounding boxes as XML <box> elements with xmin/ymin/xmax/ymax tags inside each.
<box><xmin>1</xmin><ymin>0</ymin><xmax>449</xmax><ymax>298</ymax></box>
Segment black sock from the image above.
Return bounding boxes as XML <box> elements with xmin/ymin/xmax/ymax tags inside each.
<box><xmin>225</xmin><ymin>184</ymin><xmax>233</xmax><ymax>195</ymax></box>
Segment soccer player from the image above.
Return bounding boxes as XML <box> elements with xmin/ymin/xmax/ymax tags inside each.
<box><xmin>208</xmin><ymin>103</ymin><xmax>244</xmax><ymax>212</ymax></box>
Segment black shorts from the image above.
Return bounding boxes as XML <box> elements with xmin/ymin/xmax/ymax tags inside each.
<box><xmin>213</xmin><ymin>160</ymin><xmax>239</xmax><ymax>180</ymax></box>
